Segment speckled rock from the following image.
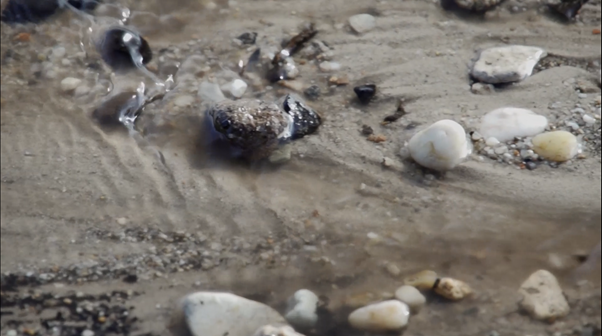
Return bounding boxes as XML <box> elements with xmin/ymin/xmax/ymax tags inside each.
<box><xmin>518</xmin><ymin>270</ymin><xmax>570</xmax><ymax>321</ymax></box>
<box><xmin>434</xmin><ymin>277</ymin><xmax>473</xmax><ymax>301</ymax></box>
<box><xmin>471</xmin><ymin>45</ymin><xmax>546</xmax><ymax>84</ymax></box>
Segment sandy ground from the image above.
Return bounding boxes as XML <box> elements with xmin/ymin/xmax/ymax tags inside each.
<box><xmin>1</xmin><ymin>0</ymin><xmax>601</xmax><ymax>335</ymax></box>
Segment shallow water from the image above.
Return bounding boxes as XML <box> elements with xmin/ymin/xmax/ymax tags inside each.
<box><xmin>1</xmin><ymin>0</ymin><xmax>601</xmax><ymax>335</ymax></box>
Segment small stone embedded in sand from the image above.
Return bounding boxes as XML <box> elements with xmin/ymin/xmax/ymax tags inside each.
<box><xmin>169</xmin><ymin>292</ymin><xmax>287</xmax><ymax>336</ymax></box>
<box><xmin>480</xmin><ymin>107</ymin><xmax>548</xmax><ymax>142</ymax></box>
<box><xmin>284</xmin><ymin>289</ymin><xmax>319</xmax><ymax>329</ymax></box>
<box><xmin>395</xmin><ymin>286</ymin><xmax>426</xmax><ymax>313</ymax></box>
<box><xmin>253</xmin><ymin>325</ymin><xmax>305</xmax><ymax>336</ymax></box>
<box><xmin>434</xmin><ymin>277</ymin><xmax>473</xmax><ymax>301</ymax></box>
<box><xmin>348</xmin><ymin>300</ymin><xmax>410</xmax><ymax>332</ymax></box>
<box><xmin>471</xmin><ymin>45</ymin><xmax>546</xmax><ymax>84</ymax></box>
<box><xmin>60</xmin><ymin>77</ymin><xmax>82</xmax><ymax>93</ymax></box>
<box><xmin>198</xmin><ymin>81</ymin><xmax>226</xmax><ymax>103</ymax></box>
<box><xmin>532</xmin><ymin>131</ymin><xmax>580</xmax><ymax>162</ymax></box>
<box><xmin>348</xmin><ymin>14</ymin><xmax>376</xmax><ymax>34</ymax></box>
<box><xmin>221</xmin><ymin>79</ymin><xmax>248</xmax><ymax>98</ymax></box>
<box><xmin>471</xmin><ymin>82</ymin><xmax>495</xmax><ymax>95</ymax></box>
<box><xmin>319</xmin><ymin>61</ymin><xmax>341</xmax><ymax>72</ymax></box>
<box><xmin>354</xmin><ymin>84</ymin><xmax>376</xmax><ymax>104</ymax></box>
<box><xmin>404</xmin><ymin>270</ymin><xmax>439</xmax><ymax>290</ymax></box>
<box><xmin>268</xmin><ymin>144</ymin><xmax>292</xmax><ymax>164</ymax></box>
<box><xmin>407</xmin><ymin>119</ymin><xmax>471</xmax><ymax>172</ymax></box>
<box><xmin>518</xmin><ymin>270</ymin><xmax>570</xmax><ymax>321</ymax></box>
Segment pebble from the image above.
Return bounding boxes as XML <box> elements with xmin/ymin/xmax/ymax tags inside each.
<box><xmin>434</xmin><ymin>277</ymin><xmax>473</xmax><ymax>301</ymax></box>
<box><xmin>221</xmin><ymin>79</ymin><xmax>248</xmax><ymax>98</ymax></box>
<box><xmin>60</xmin><ymin>77</ymin><xmax>82</xmax><ymax>93</ymax></box>
<box><xmin>198</xmin><ymin>81</ymin><xmax>226</xmax><ymax>103</ymax></box>
<box><xmin>532</xmin><ymin>131</ymin><xmax>579</xmax><ymax>162</ymax></box>
<box><xmin>518</xmin><ymin>270</ymin><xmax>570</xmax><ymax>321</ymax></box>
<box><xmin>348</xmin><ymin>300</ymin><xmax>410</xmax><ymax>332</ymax></box>
<box><xmin>404</xmin><ymin>270</ymin><xmax>438</xmax><ymax>290</ymax></box>
<box><xmin>407</xmin><ymin>119</ymin><xmax>471</xmax><ymax>172</ymax></box>
<box><xmin>479</xmin><ymin>107</ymin><xmax>548</xmax><ymax>142</ymax></box>
<box><xmin>583</xmin><ymin>114</ymin><xmax>596</xmax><ymax>125</ymax></box>
<box><xmin>394</xmin><ymin>286</ymin><xmax>426</xmax><ymax>313</ymax></box>
<box><xmin>174</xmin><ymin>95</ymin><xmax>195</xmax><ymax>107</ymax></box>
<box><xmin>471</xmin><ymin>83</ymin><xmax>495</xmax><ymax>95</ymax></box>
<box><xmin>169</xmin><ymin>292</ymin><xmax>286</xmax><ymax>336</ymax></box>
<box><xmin>253</xmin><ymin>325</ymin><xmax>305</xmax><ymax>336</ymax></box>
<box><xmin>81</xmin><ymin>331</ymin><xmax>94</xmax><ymax>336</ymax></box>
<box><xmin>354</xmin><ymin>84</ymin><xmax>376</xmax><ymax>104</ymax></box>
<box><xmin>471</xmin><ymin>45</ymin><xmax>546</xmax><ymax>84</ymax></box>
<box><xmin>453</xmin><ymin>0</ymin><xmax>505</xmax><ymax>11</ymax></box>
<box><xmin>485</xmin><ymin>137</ymin><xmax>500</xmax><ymax>146</ymax></box>
<box><xmin>116</xmin><ymin>217</ymin><xmax>128</xmax><ymax>225</ymax></box>
<box><xmin>7</xmin><ymin>331</ymin><xmax>17</xmax><ymax>336</ymax></box>
<box><xmin>52</xmin><ymin>46</ymin><xmax>66</xmax><ymax>60</ymax></box>
<box><xmin>348</xmin><ymin>14</ymin><xmax>376</xmax><ymax>34</ymax></box>
<box><xmin>319</xmin><ymin>61</ymin><xmax>341</xmax><ymax>72</ymax></box>
<box><xmin>304</xmin><ymin>85</ymin><xmax>321</xmax><ymax>101</ymax></box>
<box><xmin>284</xmin><ymin>289</ymin><xmax>319</xmax><ymax>329</ymax></box>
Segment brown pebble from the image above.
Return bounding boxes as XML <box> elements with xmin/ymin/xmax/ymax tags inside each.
<box><xmin>14</xmin><ymin>32</ymin><xmax>31</xmax><ymax>42</ymax></box>
<box><xmin>361</xmin><ymin>124</ymin><xmax>374</xmax><ymax>136</ymax></box>
<box><xmin>367</xmin><ymin>134</ymin><xmax>386</xmax><ymax>143</ymax></box>
<box><xmin>434</xmin><ymin>277</ymin><xmax>472</xmax><ymax>301</ymax></box>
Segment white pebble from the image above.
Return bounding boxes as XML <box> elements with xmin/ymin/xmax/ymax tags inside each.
<box><xmin>348</xmin><ymin>14</ymin><xmax>376</xmax><ymax>34</ymax></box>
<box><xmin>81</xmin><ymin>331</ymin><xmax>94</xmax><ymax>336</ymax></box>
<box><xmin>319</xmin><ymin>61</ymin><xmax>341</xmax><ymax>72</ymax></box>
<box><xmin>7</xmin><ymin>331</ymin><xmax>18</xmax><ymax>336</ymax></box>
<box><xmin>434</xmin><ymin>277</ymin><xmax>472</xmax><ymax>301</ymax></box>
<box><xmin>52</xmin><ymin>46</ymin><xmax>67</xmax><ymax>59</ymax></box>
<box><xmin>471</xmin><ymin>45</ymin><xmax>546</xmax><ymax>84</ymax></box>
<box><xmin>485</xmin><ymin>137</ymin><xmax>500</xmax><ymax>146</ymax></box>
<box><xmin>285</xmin><ymin>289</ymin><xmax>319</xmax><ymax>329</ymax></box>
<box><xmin>253</xmin><ymin>325</ymin><xmax>305</xmax><ymax>336</ymax></box>
<box><xmin>494</xmin><ymin>146</ymin><xmax>508</xmax><ymax>155</ymax></box>
<box><xmin>583</xmin><ymin>114</ymin><xmax>596</xmax><ymax>125</ymax></box>
<box><xmin>518</xmin><ymin>270</ymin><xmax>570</xmax><ymax>320</ymax></box>
<box><xmin>394</xmin><ymin>286</ymin><xmax>426</xmax><ymax>313</ymax></box>
<box><xmin>480</xmin><ymin>107</ymin><xmax>548</xmax><ymax>142</ymax></box>
<box><xmin>532</xmin><ymin>131</ymin><xmax>580</xmax><ymax>162</ymax></box>
<box><xmin>174</xmin><ymin>95</ymin><xmax>195</xmax><ymax>107</ymax></box>
<box><xmin>407</xmin><ymin>119</ymin><xmax>471</xmax><ymax>172</ymax></box>
<box><xmin>221</xmin><ymin>79</ymin><xmax>248</xmax><ymax>98</ymax></box>
<box><xmin>348</xmin><ymin>300</ymin><xmax>410</xmax><ymax>332</ymax></box>
<box><xmin>60</xmin><ymin>77</ymin><xmax>82</xmax><ymax>92</ymax></box>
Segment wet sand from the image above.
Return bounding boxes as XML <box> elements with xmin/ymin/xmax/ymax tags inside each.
<box><xmin>1</xmin><ymin>0</ymin><xmax>601</xmax><ymax>335</ymax></box>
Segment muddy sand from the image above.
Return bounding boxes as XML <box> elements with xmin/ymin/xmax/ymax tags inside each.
<box><xmin>1</xmin><ymin>0</ymin><xmax>601</xmax><ymax>335</ymax></box>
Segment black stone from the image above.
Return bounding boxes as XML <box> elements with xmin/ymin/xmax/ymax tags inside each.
<box><xmin>122</xmin><ymin>274</ymin><xmax>138</xmax><ymax>283</ymax></box>
<box><xmin>280</xmin><ymin>94</ymin><xmax>322</xmax><ymax>140</ymax></box>
<box><xmin>548</xmin><ymin>0</ymin><xmax>589</xmax><ymax>20</ymax></box>
<box><xmin>98</xmin><ymin>27</ymin><xmax>153</xmax><ymax>73</ymax></box>
<box><xmin>354</xmin><ymin>84</ymin><xmax>376</xmax><ymax>104</ymax></box>
<box><xmin>237</xmin><ymin>32</ymin><xmax>257</xmax><ymax>45</ymax></box>
<box><xmin>525</xmin><ymin>161</ymin><xmax>537</xmax><ymax>170</ymax></box>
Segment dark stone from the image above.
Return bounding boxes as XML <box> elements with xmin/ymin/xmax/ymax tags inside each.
<box><xmin>303</xmin><ymin>85</ymin><xmax>321</xmax><ymax>101</ymax></box>
<box><xmin>548</xmin><ymin>0</ymin><xmax>589</xmax><ymax>20</ymax></box>
<box><xmin>525</xmin><ymin>161</ymin><xmax>537</xmax><ymax>170</ymax></box>
<box><xmin>122</xmin><ymin>274</ymin><xmax>138</xmax><ymax>283</ymax></box>
<box><xmin>280</xmin><ymin>94</ymin><xmax>322</xmax><ymax>139</ymax></box>
<box><xmin>361</xmin><ymin>124</ymin><xmax>374</xmax><ymax>136</ymax></box>
<box><xmin>354</xmin><ymin>84</ymin><xmax>376</xmax><ymax>104</ymax></box>
<box><xmin>237</xmin><ymin>32</ymin><xmax>258</xmax><ymax>45</ymax></box>
<box><xmin>98</xmin><ymin>27</ymin><xmax>153</xmax><ymax>73</ymax></box>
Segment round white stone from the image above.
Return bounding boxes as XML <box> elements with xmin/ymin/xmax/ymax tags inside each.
<box><xmin>518</xmin><ymin>270</ymin><xmax>570</xmax><ymax>320</ymax></box>
<box><xmin>284</xmin><ymin>289</ymin><xmax>319</xmax><ymax>329</ymax></box>
<box><xmin>408</xmin><ymin>119</ymin><xmax>471</xmax><ymax>172</ymax></box>
<box><xmin>348</xmin><ymin>14</ymin><xmax>376</xmax><ymax>34</ymax></box>
<box><xmin>169</xmin><ymin>292</ymin><xmax>286</xmax><ymax>336</ymax></box>
<box><xmin>348</xmin><ymin>300</ymin><xmax>410</xmax><ymax>332</ymax></box>
<box><xmin>471</xmin><ymin>45</ymin><xmax>546</xmax><ymax>84</ymax></box>
<box><xmin>253</xmin><ymin>325</ymin><xmax>305</xmax><ymax>336</ymax></box>
<box><xmin>479</xmin><ymin>107</ymin><xmax>548</xmax><ymax>142</ymax></box>
<box><xmin>60</xmin><ymin>77</ymin><xmax>82</xmax><ymax>92</ymax></box>
<box><xmin>394</xmin><ymin>286</ymin><xmax>426</xmax><ymax>313</ymax></box>
<box><xmin>221</xmin><ymin>79</ymin><xmax>248</xmax><ymax>98</ymax></box>
<box><xmin>532</xmin><ymin>131</ymin><xmax>579</xmax><ymax>162</ymax></box>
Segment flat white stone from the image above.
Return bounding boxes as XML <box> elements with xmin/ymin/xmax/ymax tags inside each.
<box><xmin>532</xmin><ymin>131</ymin><xmax>579</xmax><ymax>162</ymax></box>
<box><xmin>221</xmin><ymin>79</ymin><xmax>248</xmax><ymax>98</ymax></box>
<box><xmin>479</xmin><ymin>107</ymin><xmax>548</xmax><ymax>142</ymax></box>
<box><xmin>471</xmin><ymin>45</ymin><xmax>546</xmax><ymax>84</ymax></box>
<box><xmin>349</xmin><ymin>14</ymin><xmax>376</xmax><ymax>34</ymax></box>
<box><xmin>518</xmin><ymin>270</ymin><xmax>570</xmax><ymax>320</ymax></box>
<box><xmin>408</xmin><ymin>119</ymin><xmax>471</xmax><ymax>172</ymax></box>
<box><xmin>319</xmin><ymin>61</ymin><xmax>341</xmax><ymax>72</ymax></box>
<box><xmin>170</xmin><ymin>292</ymin><xmax>287</xmax><ymax>336</ymax></box>
<box><xmin>394</xmin><ymin>286</ymin><xmax>426</xmax><ymax>313</ymax></box>
<box><xmin>284</xmin><ymin>289</ymin><xmax>319</xmax><ymax>329</ymax></box>
<box><xmin>60</xmin><ymin>77</ymin><xmax>82</xmax><ymax>92</ymax></box>
<box><xmin>348</xmin><ymin>300</ymin><xmax>410</xmax><ymax>332</ymax></box>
